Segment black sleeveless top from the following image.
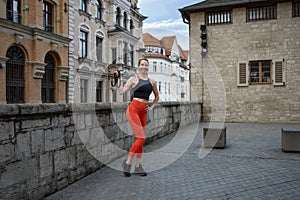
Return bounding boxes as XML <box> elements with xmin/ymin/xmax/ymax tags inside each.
<box><xmin>132</xmin><ymin>78</ymin><xmax>153</xmax><ymax>101</ymax></box>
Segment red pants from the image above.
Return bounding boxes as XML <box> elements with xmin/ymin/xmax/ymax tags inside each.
<box><xmin>126</xmin><ymin>99</ymin><xmax>147</xmax><ymax>158</ymax></box>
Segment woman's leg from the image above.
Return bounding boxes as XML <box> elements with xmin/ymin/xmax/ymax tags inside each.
<box><xmin>126</xmin><ymin>101</ymin><xmax>147</xmax><ymax>164</ymax></box>
<box><xmin>135</xmin><ymin>113</ymin><xmax>146</xmax><ymax>166</ymax></box>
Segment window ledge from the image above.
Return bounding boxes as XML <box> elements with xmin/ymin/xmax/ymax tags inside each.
<box><xmin>79</xmin><ymin>10</ymin><xmax>92</xmax><ymax>19</ymax></box>
<box><xmin>95</xmin><ymin>18</ymin><xmax>106</xmax><ymax>26</ymax></box>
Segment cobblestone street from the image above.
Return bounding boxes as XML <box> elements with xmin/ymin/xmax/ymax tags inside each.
<box><xmin>46</xmin><ymin>122</ymin><xmax>300</xmax><ymax>200</ymax></box>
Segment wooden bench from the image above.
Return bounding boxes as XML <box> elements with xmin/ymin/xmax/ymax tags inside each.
<box><xmin>281</xmin><ymin>128</ymin><xmax>300</xmax><ymax>152</ymax></box>
<box><xmin>203</xmin><ymin>127</ymin><xmax>226</xmax><ymax>149</ymax></box>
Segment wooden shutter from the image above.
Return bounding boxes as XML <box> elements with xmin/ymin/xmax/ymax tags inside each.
<box><xmin>237</xmin><ymin>62</ymin><xmax>248</xmax><ymax>86</ymax></box>
<box><xmin>273</xmin><ymin>61</ymin><xmax>286</xmax><ymax>86</ymax></box>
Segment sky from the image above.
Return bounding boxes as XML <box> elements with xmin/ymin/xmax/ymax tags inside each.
<box><xmin>138</xmin><ymin>0</ymin><xmax>203</xmax><ymax>50</ymax></box>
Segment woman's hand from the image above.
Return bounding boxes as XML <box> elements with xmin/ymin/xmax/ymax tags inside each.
<box><xmin>145</xmin><ymin>105</ymin><xmax>153</xmax><ymax>112</ymax></box>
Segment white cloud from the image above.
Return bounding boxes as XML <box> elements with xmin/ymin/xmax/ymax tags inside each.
<box><xmin>143</xmin><ymin>18</ymin><xmax>186</xmax><ymax>29</ymax></box>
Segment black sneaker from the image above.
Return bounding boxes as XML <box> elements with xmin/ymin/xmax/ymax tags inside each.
<box><xmin>122</xmin><ymin>160</ymin><xmax>131</xmax><ymax>177</ymax></box>
<box><xmin>134</xmin><ymin>165</ymin><xmax>147</xmax><ymax>176</ymax></box>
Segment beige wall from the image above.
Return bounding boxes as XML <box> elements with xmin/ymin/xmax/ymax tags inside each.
<box><xmin>189</xmin><ymin>2</ymin><xmax>300</xmax><ymax>122</ymax></box>
<box><xmin>0</xmin><ymin>0</ymin><xmax>69</xmax><ymax>104</ymax></box>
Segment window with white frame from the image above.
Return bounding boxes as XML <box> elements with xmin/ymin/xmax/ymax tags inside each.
<box><xmin>7</xmin><ymin>0</ymin><xmax>21</xmax><ymax>23</ymax></box>
<box><xmin>165</xmin><ymin>82</ymin><xmax>167</xmax><ymax>94</ymax></box>
<box><xmin>112</xmin><ymin>90</ymin><xmax>117</xmax><ymax>102</ymax></box>
<box><xmin>123</xmin><ymin>12</ymin><xmax>128</xmax><ymax>30</ymax></box>
<box><xmin>116</xmin><ymin>7</ymin><xmax>121</xmax><ymax>26</ymax></box>
<box><xmin>206</xmin><ymin>11</ymin><xmax>232</xmax><ymax>25</ymax></box>
<box><xmin>130</xmin><ymin>19</ymin><xmax>134</xmax><ymax>33</ymax></box>
<box><xmin>79</xmin><ymin>30</ymin><xmax>88</xmax><ymax>58</ymax></box>
<box><xmin>96</xmin><ymin>80</ymin><xmax>103</xmax><ymax>102</ymax></box>
<box><xmin>96</xmin><ymin>0</ymin><xmax>102</xmax><ymax>20</ymax></box>
<box><xmin>80</xmin><ymin>79</ymin><xmax>88</xmax><ymax>102</ymax></box>
<box><xmin>158</xmin><ymin>81</ymin><xmax>161</xmax><ymax>93</ymax></box>
<box><xmin>130</xmin><ymin>45</ymin><xmax>134</xmax><ymax>67</ymax></box>
<box><xmin>123</xmin><ymin>42</ymin><xmax>128</xmax><ymax>65</ymax></box>
<box><xmin>249</xmin><ymin>60</ymin><xmax>271</xmax><ymax>84</ymax></box>
<box><xmin>80</xmin><ymin>0</ymin><xmax>87</xmax><ymax>12</ymax></box>
<box><xmin>43</xmin><ymin>1</ymin><xmax>53</xmax><ymax>32</ymax></box>
<box><xmin>112</xmin><ymin>48</ymin><xmax>117</xmax><ymax>64</ymax></box>
<box><xmin>237</xmin><ymin>60</ymin><xmax>285</xmax><ymax>86</ymax></box>
<box><xmin>96</xmin><ymin>36</ymin><xmax>103</xmax><ymax>62</ymax></box>
<box><xmin>153</xmin><ymin>61</ymin><xmax>157</xmax><ymax>72</ymax></box>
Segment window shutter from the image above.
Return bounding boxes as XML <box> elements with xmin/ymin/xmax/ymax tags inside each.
<box><xmin>237</xmin><ymin>62</ymin><xmax>248</xmax><ymax>86</ymax></box>
<box><xmin>273</xmin><ymin>61</ymin><xmax>286</xmax><ymax>86</ymax></box>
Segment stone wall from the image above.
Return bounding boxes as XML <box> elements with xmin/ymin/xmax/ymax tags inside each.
<box><xmin>0</xmin><ymin>102</ymin><xmax>201</xmax><ymax>199</ymax></box>
<box><xmin>189</xmin><ymin>1</ymin><xmax>300</xmax><ymax>122</ymax></box>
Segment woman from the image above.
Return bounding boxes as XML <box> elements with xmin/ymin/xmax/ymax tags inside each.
<box><xmin>115</xmin><ymin>58</ymin><xmax>159</xmax><ymax>177</ymax></box>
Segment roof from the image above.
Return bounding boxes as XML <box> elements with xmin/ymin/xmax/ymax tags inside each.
<box><xmin>142</xmin><ymin>33</ymin><xmax>161</xmax><ymax>47</ymax></box>
<box><xmin>178</xmin><ymin>45</ymin><xmax>189</xmax><ymax>61</ymax></box>
<box><xmin>144</xmin><ymin>53</ymin><xmax>169</xmax><ymax>60</ymax></box>
<box><xmin>160</xmin><ymin>36</ymin><xmax>176</xmax><ymax>50</ymax></box>
<box><xmin>179</xmin><ymin>0</ymin><xmax>291</xmax><ymax>23</ymax></box>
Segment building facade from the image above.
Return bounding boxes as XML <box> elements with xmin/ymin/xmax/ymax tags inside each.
<box><xmin>143</xmin><ymin>33</ymin><xmax>190</xmax><ymax>102</ymax></box>
<box><xmin>180</xmin><ymin>0</ymin><xmax>300</xmax><ymax>122</ymax></box>
<box><xmin>68</xmin><ymin>0</ymin><xmax>146</xmax><ymax>103</ymax></box>
<box><xmin>0</xmin><ymin>0</ymin><xmax>70</xmax><ymax>104</ymax></box>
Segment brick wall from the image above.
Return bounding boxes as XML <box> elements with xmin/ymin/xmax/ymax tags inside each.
<box><xmin>0</xmin><ymin>102</ymin><xmax>201</xmax><ymax>199</ymax></box>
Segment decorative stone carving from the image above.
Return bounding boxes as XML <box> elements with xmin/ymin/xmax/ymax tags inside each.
<box><xmin>27</xmin><ymin>61</ymin><xmax>46</xmax><ymax>79</ymax></box>
<box><xmin>14</xmin><ymin>33</ymin><xmax>24</xmax><ymax>44</ymax></box>
<box><xmin>0</xmin><ymin>56</ymin><xmax>9</xmax><ymax>68</ymax></box>
<box><xmin>57</xmin><ymin>66</ymin><xmax>69</xmax><ymax>81</ymax></box>
<box><xmin>51</xmin><ymin>42</ymin><xmax>58</xmax><ymax>52</ymax></box>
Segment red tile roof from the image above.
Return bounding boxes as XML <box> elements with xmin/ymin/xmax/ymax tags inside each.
<box><xmin>142</xmin><ymin>33</ymin><xmax>161</xmax><ymax>47</ymax></box>
<box><xmin>161</xmin><ymin>36</ymin><xmax>176</xmax><ymax>50</ymax></box>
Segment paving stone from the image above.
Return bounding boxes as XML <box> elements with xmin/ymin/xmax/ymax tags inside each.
<box><xmin>46</xmin><ymin>122</ymin><xmax>300</xmax><ymax>200</ymax></box>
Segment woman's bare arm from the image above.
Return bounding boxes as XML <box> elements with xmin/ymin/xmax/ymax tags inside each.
<box><xmin>147</xmin><ymin>79</ymin><xmax>159</xmax><ymax>111</ymax></box>
<box><xmin>117</xmin><ymin>76</ymin><xmax>135</xmax><ymax>95</ymax></box>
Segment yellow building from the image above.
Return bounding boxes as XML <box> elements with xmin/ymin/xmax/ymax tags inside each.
<box><xmin>0</xmin><ymin>0</ymin><xmax>70</xmax><ymax>104</ymax></box>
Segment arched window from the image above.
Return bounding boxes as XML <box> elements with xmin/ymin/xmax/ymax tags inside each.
<box><xmin>42</xmin><ymin>53</ymin><xmax>55</xmax><ymax>103</ymax></box>
<box><xmin>116</xmin><ymin>7</ymin><xmax>121</xmax><ymax>26</ymax></box>
<box><xmin>96</xmin><ymin>0</ymin><xmax>102</xmax><ymax>20</ymax></box>
<box><xmin>6</xmin><ymin>46</ymin><xmax>25</xmax><ymax>104</ymax></box>
<box><xmin>6</xmin><ymin>0</ymin><xmax>21</xmax><ymax>23</ymax></box>
<box><xmin>123</xmin><ymin>12</ymin><xmax>127</xmax><ymax>30</ymax></box>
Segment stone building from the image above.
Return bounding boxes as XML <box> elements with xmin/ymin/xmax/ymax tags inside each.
<box><xmin>180</xmin><ymin>0</ymin><xmax>300</xmax><ymax>122</ymax></box>
<box><xmin>143</xmin><ymin>33</ymin><xmax>190</xmax><ymax>102</ymax></box>
<box><xmin>0</xmin><ymin>0</ymin><xmax>70</xmax><ymax>104</ymax></box>
<box><xmin>68</xmin><ymin>0</ymin><xmax>146</xmax><ymax>103</ymax></box>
